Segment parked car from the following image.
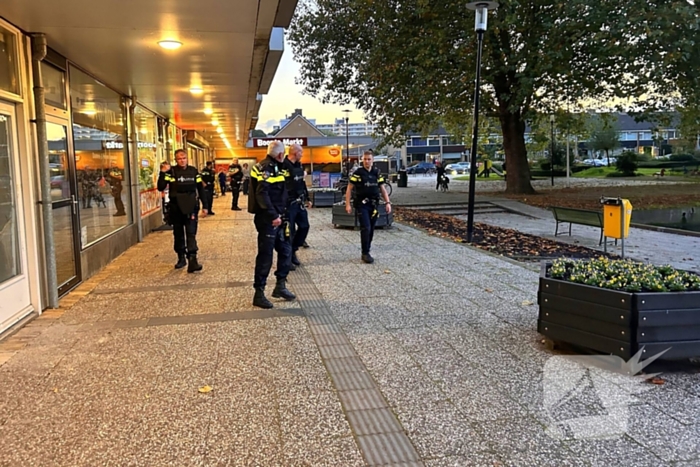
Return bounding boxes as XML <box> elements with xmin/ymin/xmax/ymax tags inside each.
<box><xmin>445</xmin><ymin>162</ymin><xmax>471</xmax><ymax>175</ymax></box>
<box><xmin>582</xmin><ymin>158</ymin><xmax>606</xmax><ymax>167</ymax></box>
<box><xmin>405</xmin><ymin>162</ymin><xmax>436</xmax><ymax>174</ymax></box>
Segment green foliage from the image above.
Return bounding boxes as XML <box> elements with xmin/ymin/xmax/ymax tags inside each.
<box><xmin>670</xmin><ymin>154</ymin><xmax>696</xmax><ymax>162</ymax></box>
<box><xmin>548</xmin><ymin>257</ymin><xmax>700</xmax><ymax>293</ymax></box>
<box><xmin>587</xmin><ymin>115</ymin><xmax>619</xmax><ymax>165</ymax></box>
<box><xmin>289</xmin><ymin>0</ymin><xmax>698</xmax><ymax>194</ymax></box>
<box><xmin>616</xmin><ymin>151</ymin><xmax>638</xmax><ymax>176</ymax></box>
<box><xmin>251</xmin><ymin>129</ymin><xmax>267</xmax><ymax>137</ymax></box>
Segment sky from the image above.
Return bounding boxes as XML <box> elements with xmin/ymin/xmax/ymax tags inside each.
<box><xmin>257</xmin><ymin>39</ymin><xmax>363</xmax><ymax>133</ymax></box>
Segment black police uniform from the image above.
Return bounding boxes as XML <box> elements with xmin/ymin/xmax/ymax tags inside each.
<box><xmin>283</xmin><ymin>157</ymin><xmax>310</xmax><ymax>261</ymax></box>
<box><xmin>158</xmin><ymin>165</ymin><xmax>209</xmax><ymax>272</ymax></box>
<box><xmin>109</xmin><ymin>168</ymin><xmax>127</xmax><ymax>216</ymax></box>
<box><xmin>249</xmin><ymin>155</ymin><xmax>295</xmax><ymax>308</ymax></box>
<box><xmin>349</xmin><ymin>166</ymin><xmax>386</xmax><ymax>260</ymax></box>
<box><xmin>229</xmin><ymin>163</ymin><xmax>244</xmax><ymax>210</ymax></box>
<box><xmin>200</xmin><ymin>164</ymin><xmax>216</xmax><ymax>215</ymax></box>
<box><xmin>436</xmin><ymin>165</ymin><xmax>446</xmax><ymax>190</ymax></box>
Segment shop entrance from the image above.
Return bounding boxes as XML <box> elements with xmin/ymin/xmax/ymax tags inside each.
<box><xmin>47</xmin><ymin>118</ymin><xmax>82</xmax><ymax>295</ymax></box>
<box><xmin>0</xmin><ymin>102</ymin><xmax>32</xmax><ymax>333</ymax></box>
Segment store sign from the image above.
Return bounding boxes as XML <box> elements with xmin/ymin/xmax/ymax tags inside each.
<box><xmin>328</xmin><ymin>148</ymin><xmax>341</xmax><ymax>157</ymax></box>
<box><xmin>253</xmin><ymin>137</ymin><xmax>307</xmax><ymax>148</ymax></box>
<box><xmin>104</xmin><ymin>141</ymin><xmax>157</xmax><ymax>150</ymax></box>
<box><xmin>140</xmin><ymin>188</ymin><xmax>161</xmax><ymax>218</ymax></box>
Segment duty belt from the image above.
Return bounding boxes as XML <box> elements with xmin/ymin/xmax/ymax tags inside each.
<box><xmin>291</xmin><ymin>195</ymin><xmax>307</xmax><ymax>210</ymax></box>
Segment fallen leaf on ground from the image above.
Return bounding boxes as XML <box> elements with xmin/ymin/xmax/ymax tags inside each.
<box><xmin>485</xmin><ymin>288</ymin><xmax>493</xmax><ymax>293</ymax></box>
<box><xmin>522</xmin><ymin>300</ymin><xmax>534</xmax><ymax>306</ymax></box>
<box><xmin>198</xmin><ymin>385</ymin><xmax>213</xmax><ymax>393</ymax></box>
<box><xmin>384</xmin><ymin>270</ymin><xmax>391</xmax><ymax>274</ymax></box>
<box><xmin>52</xmin><ymin>387</ymin><xmax>58</xmax><ymax>393</ymax></box>
<box><xmin>650</xmin><ymin>377</ymin><xmax>666</xmax><ymax>385</ymax></box>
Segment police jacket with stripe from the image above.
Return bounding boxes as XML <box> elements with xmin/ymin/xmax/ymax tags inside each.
<box><xmin>248</xmin><ymin>155</ymin><xmax>288</xmax><ymax>220</ymax></box>
<box><xmin>282</xmin><ymin>157</ymin><xmax>308</xmax><ymax>202</ymax></box>
<box><xmin>349</xmin><ymin>166</ymin><xmax>385</xmax><ymax>207</ymax></box>
<box><xmin>157</xmin><ymin>165</ymin><xmax>209</xmax><ymax>215</ymax></box>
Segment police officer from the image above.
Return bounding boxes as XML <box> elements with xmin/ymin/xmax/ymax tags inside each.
<box><xmin>158</xmin><ymin>149</ymin><xmax>209</xmax><ymax>273</ymax></box>
<box><xmin>249</xmin><ymin>141</ymin><xmax>295</xmax><ymax>308</ymax></box>
<box><xmin>109</xmin><ymin>165</ymin><xmax>127</xmax><ymax>217</ymax></box>
<box><xmin>229</xmin><ymin>158</ymin><xmax>244</xmax><ymax>211</ymax></box>
<box><xmin>345</xmin><ymin>150</ymin><xmax>392</xmax><ymax>264</ymax></box>
<box><xmin>200</xmin><ymin>161</ymin><xmax>216</xmax><ymax>215</ymax></box>
<box><xmin>283</xmin><ymin>144</ymin><xmax>311</xmax><ymax>268</ymax></box>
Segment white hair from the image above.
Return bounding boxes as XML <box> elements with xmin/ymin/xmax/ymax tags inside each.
<box><xmin>269</xmin><ymin>141</ymin><xmax>286</xmax><ymax>157</ymax></box>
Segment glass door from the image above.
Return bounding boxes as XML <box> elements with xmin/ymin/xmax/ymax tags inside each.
<box><xmin>0</xmin><ymin>102</ymin><xmax>32</xmax><ymax>333</ymax></box>
<box><xmin>47</xmin><ymin>119</ymin><xmax>81</xmax><ymax>295</ymax></box>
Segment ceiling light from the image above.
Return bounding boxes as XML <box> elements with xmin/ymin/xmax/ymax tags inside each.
<box><xmin>189</xmin><ymin>86</ymin><xmax>203</xmax><ymax>95</ymax></box>
<box><xmin>82</xmin><ymin>110</ymin><xmax>96</xmax><ymax>116</ymax></box>
<box><xmin>211</xmin><ymin>119</ymin><xmax>219</xmax><ymax>126</ymax></box>
<box><xmin>203</xmin><ymin>108</ymin><xmax>213</xmax><ymax>115</ymax></box>
<box><xmin>158</xmin><ymin>40</ymin><xmax>182</xmax><ymax>50</ymax></box>
<box><xmin>216</xmin><ymin>127</ymin><xmax>223</xmax><ymax>134</ymax></box>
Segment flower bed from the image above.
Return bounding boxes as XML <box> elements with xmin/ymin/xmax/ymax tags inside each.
<box><xmin>538</xmin><ymin>257</ymin><xmax>700</xmax><ymax>360</ymax></box>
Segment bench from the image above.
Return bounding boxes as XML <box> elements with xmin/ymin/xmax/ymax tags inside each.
<box><xmin>551</xmin><ymin>206</ymin><xmax>616</xmax><ymax>246</ymax></box>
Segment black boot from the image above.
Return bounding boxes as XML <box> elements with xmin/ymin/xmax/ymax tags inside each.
<box><xmin>362</xmin><ymin>254</ymin><xmax>374</xmax><ymax>264</ymax></box>
<box><xmin>253</xmin><ymin>287</ymin><xmax>273</xmax><ymax>309</ymax></box>
<box><xmin>175</xmin><ymin>254</ymin><xmax>187</xmax><ymax>269</ymax></box>
<box><xmin>272</xmin><ymin>279</ymin><xmax>296</xmax><ymax>301</ymax></box>
<box><xmin>291</xmin><ymin>252</ymin><xmax>301</xmax><ymax>266</ymax></box>
<box><xmin>187</xmin><ymin>255</ymin><xmax>203</xmax><ymax>273</ymax></box>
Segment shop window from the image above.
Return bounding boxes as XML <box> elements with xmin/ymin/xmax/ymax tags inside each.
<box><xmin>69</xmin><ymin>65</ymin><xmax>131</xmax><ymax>247</ymax></box>
<box><xmin>135</xmin><ymin>106</ymin><xmax>160</xmax><ymax>218</ymax></box>
<box><xmin>0</xmin><ymin>26</ymin><xmax>19</xmax><ymax>95</ymax></box>
<box><xmin>42</xmin><ymin>62</ymin><xmax>66</xmax><ymax>109</ymax></box>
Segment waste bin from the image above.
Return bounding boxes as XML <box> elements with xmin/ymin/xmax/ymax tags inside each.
<box><xmin>398</xmin><ymin>169</ymin><xmax>408</xmax><ymax>188</ymax></box>
<box><xmin>601</xmin><ymin>197</ymin><xmax>633</xmax><ymax>239</ymax></box>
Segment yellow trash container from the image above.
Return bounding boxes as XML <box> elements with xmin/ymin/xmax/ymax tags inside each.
<box><xmin>602</xmin><ymin>198</ymin><xmax>633</xmax><ymax>239</ymax></box>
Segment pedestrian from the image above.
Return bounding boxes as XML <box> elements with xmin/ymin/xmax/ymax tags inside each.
<box><xmin>283</xmin><ymin>144</ymin><xmax>311</xmax><ymax>269</ymax></box>
<box><xmin>229</xmin><ymin>158</ymin><xmax>244</xmax><ymax>210</ymax></box>
<box><xmin>108</xmin><ymin>166</ymin><xmax>127</xmax><ymax>216</ymax></box>
<box><xmin>218</xmin><ymin>169</ymin><xmax>227</xmax><ymax>196</ymax></box>
<box><xmin>157</xmin><ymin>149</ymin><xmax>209</xmax><ymax>273</ymax></box>
<box><xmin>200</xmin><ymin>161</ymin><xmax>216</xmax><ymax>215</ymax></box>
<box><xmin>242</xmin><ymin>163</ymin><xmax>251</xmax><ymax>195</ymax></box>
<box><xmin>249</xmin><ymin>141</ymin><xmax>295</xmax><ymax>309</ymax></box>
<box><xmin>435</xmin><ymin>160</ymin><xmax>446</xmax><ymax>191</ymax></box>
<box><xmin>345</xmin><ymin>150</ymin><xmax>392</xmax><ymax>264</ymax></box>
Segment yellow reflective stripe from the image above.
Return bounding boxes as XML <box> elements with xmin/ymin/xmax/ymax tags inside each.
<box><xmin>281</xmin><ymin>169</ymin><xmax>290</xmax><ymax>177</ymax></box>
<box><xmin>251</xmin><ymin>166</ymin><xmax>264</xmax><ymax>181</ymax></box>
<box><xmin>164</xmin><ymin>174</ymin><xmax>175</xmax><ymax>182</ymax></box>
<box><xmin>349</xmin><ymin>175</ymin><xmax>361</xmax><ymax>182</ymax></box>
<box><xmin>195</xmin><ymin>175</ymin><xmax>203</xmax><ymax>183</ymax></box>
<box><xmin>378</xmin><ymin>176</ymin><xmax>385</xmax><ymax>183</ymax></box>
<box><xmin>266</xmin><ymin>175</ymin><xmax>286</xmax><ymax>183</ymax></box>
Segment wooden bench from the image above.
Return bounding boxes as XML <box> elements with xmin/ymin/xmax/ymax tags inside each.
<box><xmin>551</xmin><ymin>206</ymin><xmax>613</xmax><ymax>246</ymax></box>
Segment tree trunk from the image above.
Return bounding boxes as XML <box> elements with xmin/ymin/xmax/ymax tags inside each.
<box><xmin>606</xmin><ymin>149</ymin><xmax>610</xmax><ymax>167</ymax></box>
<box><xmin>499</xmin><ymin>109</ymin><xmax>535</xmax><ymax>194</ymax></box>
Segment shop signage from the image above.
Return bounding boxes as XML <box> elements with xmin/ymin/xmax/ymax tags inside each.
<box><xmin>140</xmin><ymin>188</ymin><xmax>161</xmax><ymax>218</ymax></box>
<box><xmin>328</xmin><ymin>147</ymin><xmax>341</xmax><ymax>157</ymax></box>
<box><xmin>253</xmin><ymin>137</ymin><xmax>307</xmax><ymax>148</ymax></box>
<box><xmin>104</xmin><ymin>141</ymin><xmax>157</xmax><ymax>150</ymax></box>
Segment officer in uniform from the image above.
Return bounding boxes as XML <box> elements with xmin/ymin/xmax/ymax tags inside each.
<box><xmin>229</xmin><ymin>158</ymin><xmax>244</xmax><ymax>211</ymax></box>
<box><xmin>283</xmin><ymin>144</ymin><xmax>311</xmax><ymax>268</ymax></box>
<box><xmin>345</xmin><ymin>150</ymin><xmax>392</xmax><ymax>264</ymax></box>
<box><xmin>108</xmin><ymin>166</ymin><xmax>127</xmax><ymax>217</ymax></box>
<box><xmin>249</xmin><ymin>141</ymin><xmax>295</xmax><ymax>309</ymax></box>
<box><xmin>200</xmin><ymin>161</ymin><xmax>216</xmax><ymax>215</ymax></box>
<box><xmin>158</xmin><ymin>149</ymin><xmax>209</xmax><ymax>273</ymax></box>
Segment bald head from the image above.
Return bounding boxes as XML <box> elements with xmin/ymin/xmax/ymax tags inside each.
<box><xmin>289</xmin><ymin>144</ymin><xmax>303</xmax><ymax>162</ymax></box>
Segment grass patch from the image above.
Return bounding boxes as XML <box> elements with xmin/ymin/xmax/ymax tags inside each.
<box><xmin>573</xmin><ymin>167</ymin><xmax>661</xmax><ymax>178</ymax></box>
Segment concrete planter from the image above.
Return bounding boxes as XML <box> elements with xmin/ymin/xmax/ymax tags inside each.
<box><xmin>537</xmin><ymin>262</ymin><xmax>700</xmax><ymax>360</ymax></box>
<box><xmin>311</xmin><ymin>190</ymin><xmax>343</xmax><ymax>207</ymax></box>
<box><xmin>331</xmin><ymin>203</ymin><xmax>393</xmax><ymax>229</ymax></box>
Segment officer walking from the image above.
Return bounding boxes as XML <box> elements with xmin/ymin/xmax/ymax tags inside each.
<box><xmin>345</xmin><ymin>150</ymin><xmax>392</xmax><ymax>264</ymax></box>
<box><xmin>229</xmin><ymin>158</ymin><xmax>244</xmax><ymax>211</ymax></box>
<box><xmin>158</xmin><ymin>149</ymin><xmax>209</xmax><ymax>273</ymax></box>
<box><xmin>283</xmin><ymin>143</ymin><xmax>311</xmax><ymax>268</ymax></box>
<box><xmin>200</xmin><ymin>161</ymin><xmax>216</xmax><ymax>215</ymax></box>
<box><xmin>249</xmin><ymin>141</ymin><xmax>295</xmax><ymax>309</ymax></box>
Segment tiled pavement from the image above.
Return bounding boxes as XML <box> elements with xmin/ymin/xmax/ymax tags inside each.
<box><xmin>1</xmin><ymin>193</ymin><xmax>699</xmax><ymax>466</ymax></box>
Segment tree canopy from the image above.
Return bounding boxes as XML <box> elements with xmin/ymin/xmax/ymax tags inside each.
<box><xmin>289</xmin><ymin>0</ymin><xmax>699</xmax><ymax>193</ymax></box>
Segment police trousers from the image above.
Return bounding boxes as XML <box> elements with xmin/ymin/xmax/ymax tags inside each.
<box><xmin>172</xmin><ymin>210</ymin><xmax>198</xmax><ymax>255</ymax></box>
<box><xmin>357</xmin><ymin>202</ymin><xmax>378</xmax><ymax>255</ymax></box>
<box><xmin>204</xmin><ymin>186</ymin><xmax>214</xmax><ymax>212</ymax></box>
<box><xmin>231</xmin><ymin>181</ymin><xmax>241</xmax><ymax>208</ymax></box>
<box><xmin>287</xmin><ymin>202</ymin><xmax>310</xmax><ymax>252</ymax></box>
<box><xmin>253</xmin><ymin>215</ymin><xmax>291</xmax><ymax>289</ymax></box>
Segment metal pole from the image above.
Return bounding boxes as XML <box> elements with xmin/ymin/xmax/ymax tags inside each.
<box><xmin>550</xmin><ymin>118</ymin><xmax>555</xmax><ymax>186</ymax></box>
<box><xmin>30</xmin><ymin>34</ymin><xmax>59</xmax><ymax>309</ymax></box>
<box><xmin>620</xmin><ymin>199</ymin><xmax>625</xmax><ymax>259</ymax></box>
<box><xmin>566</xmin><ymin>131</ymin><xmax>570</xmax><ymax>185</ymax></box>
<box><xmin>466</xmin><ymin>30</ymin><xmax>484</xmax><ymax>244</ymax></box>
<box><xmin>128</xmin><ymin>98</ymin><xmax>144</xmax><ymax>241</ymax></box>
<box><xmin>345</xmin><ymin>117</ymin><xmax>350</xmax><ymax>176</ymax></box>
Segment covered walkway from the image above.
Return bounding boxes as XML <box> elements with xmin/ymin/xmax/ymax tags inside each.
<box><xmin>1</xmin><ymin>195</ymin><xmax>699</xmax><ymax>466</ymax></box>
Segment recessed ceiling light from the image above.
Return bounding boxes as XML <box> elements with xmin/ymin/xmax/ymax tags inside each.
<box><xmin>82</xmin><ymin>110</ymin><xmax>96</xmax><ymax>116</ymax></box>
<box><xmin>211</xmin><ymin>119</ymin><xmax>219</xmax><ymax>126</ymax></box>
<box><xmin>190</xmin><ymin>86</ymin><xmax>203</xmax><ymax>95</ymax></box>
<box><xmin>158</xmin><ymin>40</ymin><xmax>182</xmax><ymax>50</ymax></box>
<box><xmin>203</xmin><ymin>108</ymin><xmax>213</xmax><ymax>115</ymax></box>
<box><xmin>216</xmin><ymin>127</ymin><xmax>223</xmax><ymax>134</ymax></box>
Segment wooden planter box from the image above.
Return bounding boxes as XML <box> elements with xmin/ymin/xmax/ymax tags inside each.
<box><xmin>331</xmin><ymin>203</ymin><xmax>393</xmax><ymax>229</ymax></box>
<box><xmin>311</xmin><ymin>191</ymin><xmax>343</xmax><ymax>207</ymax></box>
<box><xmin>538</xmin><ymin>262</ymin><xmax>700</xmax><ymax>360</ymax></box>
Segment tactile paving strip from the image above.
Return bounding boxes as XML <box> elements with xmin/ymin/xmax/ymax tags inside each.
<box><xmin>288</xmin><ymin>267</ymin><xmax>423</xmax><ymax>466</ymax></box>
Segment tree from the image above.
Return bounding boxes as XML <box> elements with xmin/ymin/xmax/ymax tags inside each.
<box><xmin>251</xmin><ymin>129</ymin><xmax>267</xmax><ymax>137</ymax></box>
<box><xmin>267</xmin><ymin>128</ymin><xmax>281</xmax><ymax>136</ymax></box>
<box><xmin>588</xmin><ymin>116</ymin><xmax>619</xmax><ymax>167</ymax></box>
<box><xmin>616</xmin><ymin>151</ymin><xmax>639</xmax><ymax>176</ymax></box>
<box><xmin>289</xmin><ymin>0</ymin><xmax>697</xmax><ymax>194</ymax></box>
<box><xmin>320</xmin><ymin>129</ymin><xmax>337</xmax><ymax>137</ymax></box>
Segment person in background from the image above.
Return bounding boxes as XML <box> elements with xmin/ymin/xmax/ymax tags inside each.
<box><xmin>242</xmin><ymin>163</ymin><xmax>251</xmax><ymax>196</ymax></box>
<box><xmin>229</xmin><ymin>158</ymin><xmax>244</xmax><ymax>210</ymax></box>
<box><xmin>283</xmin><ymin>144</ymin><xmax>311</xmax><ymax>269</ymax></box>
<box><xmin>435</xmin><ymin>160</ymin><xmax>446</xmax><ymax>191</ymax></box>
<box><xmin>218</xmin><ymin>168</ymin><xmax>227</xmax><ymax>196</ymax></box>
<box><xmin>108</xmin><ymin>166</ymin><xmax>126</xmax><ymax>217</ymax></box>
<box><xmin>200</xmin><ymin>161</ymin><xmax>216</xmax><ymax>215</ymax></box>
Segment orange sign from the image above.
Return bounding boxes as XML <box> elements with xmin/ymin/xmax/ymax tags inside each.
<box><xmin>328</xmin><ymin>148</ymin><xmax>341</xmax><ymax>157</ymax></box>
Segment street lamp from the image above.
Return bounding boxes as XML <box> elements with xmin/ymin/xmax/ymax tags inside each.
<box><xmin>342</xmin><ymin>109</ymin><xmax>351</xmax><ymax>176</ymax></box>
<box><xmin>465</xmin><ymin>1</ymin><xmax>498</xmax><ymax>244</ymax></box>
<box><xmin>550</xmin><ymin>114</ymin><xmax>555</xmax><ymax>186</ymax></box>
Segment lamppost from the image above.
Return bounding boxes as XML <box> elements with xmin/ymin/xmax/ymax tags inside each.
<box><xmin>342</xmin><ymin>109</ymin><xmax>351</xmax><ymax>176</ymax></box>
<box><xmin>465</xmin><ymin>1</ymin><xmax>498</xmax><ymax>244</ymax></box>
<box><xmin>550</xmin><ymin>114</ymin><xmax>555</xmax><ymax>186</ymax></box>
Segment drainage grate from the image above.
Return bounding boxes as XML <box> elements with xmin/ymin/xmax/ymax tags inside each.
<box><xmin>288</xmin><ymin>267</ymin><xmax>423</xmax><ymax>466</ymax></box>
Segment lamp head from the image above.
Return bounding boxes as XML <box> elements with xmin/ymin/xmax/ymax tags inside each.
<box><xmin>466</xmin><ymin>1</ymin><xmax>499</xmax><ymax>32</ymax></box>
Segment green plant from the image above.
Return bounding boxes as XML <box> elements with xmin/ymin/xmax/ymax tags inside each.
<box><xmin>670</xmin><ymin>153</ymin><xmax>695</xmax><ymax>162</ymax></box>
<box><xmin>548</xmin><ymin>257</ymin><xmax>700</xmax><ymax>293</ymax></box>
<box><xmin>616</xmin><ymin>151</ymin><xmax>638</xmax><ymax>176</ymax></box>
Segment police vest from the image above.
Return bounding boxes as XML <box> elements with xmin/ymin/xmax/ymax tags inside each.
<box><xmin>284</xmin><ymin>158</ymin><xmax>306</xmax><ymax>199</ymax></box>
<box><xmin>167</xmin><ymin>166</ymin><xmax>202</xmax><ymax>214</ymax></box>
<box><xmin>350</xmin><ymin>167</ymin><xmax>384</xmax><ymax>203</ymax></box>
